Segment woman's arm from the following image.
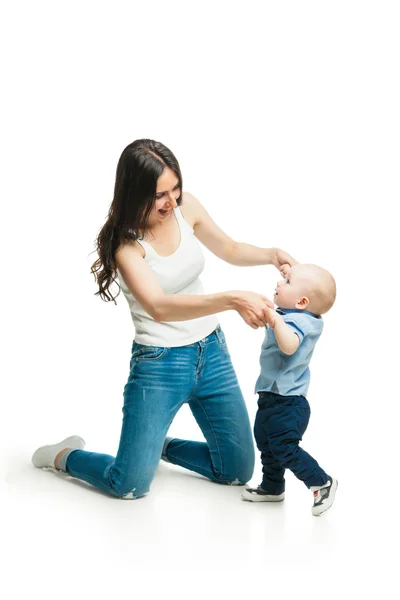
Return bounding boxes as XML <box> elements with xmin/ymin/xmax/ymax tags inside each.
<box><xmin>184</xmin><ymin>192</ymin><xmax>297</xmax><ymax>269</ymax></box>
<box><xmin>116</xmin><ymin>244</ymin><xmax>273</xmax><ymax>329</ymax></box>
<box><xmin>228</xmin><ymin>244</ymin><xmax>297</xmax><ymax>269</ymax></box>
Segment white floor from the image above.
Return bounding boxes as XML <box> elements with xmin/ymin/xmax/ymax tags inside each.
<box><xmin>3</xmin><ymin>2</ymin><xmax>400</xmax><ymax>597</ymax></box>
<box><xmin>4</xmin><ymin>443</ymin><xmax>396</xmax><ymax>599</ymax></box>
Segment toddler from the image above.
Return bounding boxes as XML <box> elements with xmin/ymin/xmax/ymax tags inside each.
<box><xmin>242</xmin><ymin>263</ymin><xmax>338</xmax><ymax>516</ymax></box>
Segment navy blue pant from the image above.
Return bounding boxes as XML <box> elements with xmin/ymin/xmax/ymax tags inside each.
<box><xmin>254</xmin><ymin>392</ymin><xmax>328</xmax><ymax>494</ymax></box>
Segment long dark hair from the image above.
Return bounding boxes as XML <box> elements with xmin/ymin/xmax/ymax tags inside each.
<box><xmin>91</xmin><ymin>139</ymin><xmax>183</xmax><ymax>302</ymax></box>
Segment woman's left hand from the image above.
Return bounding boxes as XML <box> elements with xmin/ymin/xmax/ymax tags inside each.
<box><xmin>272</xmin><ymin>248</ymin><xmax>298</xmax><ymax>271</ymax></box>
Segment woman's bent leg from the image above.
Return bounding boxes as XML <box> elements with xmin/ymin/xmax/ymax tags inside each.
<box><xmin>164</xmin><ymin>330</ymin><xmax>255</xmax><ymax>484</ymax></box>
<box><xmin>65</xmin><ymin>346</ymin><xmax>192</xmax><ymax>498</ymax></box>
<box><xmin>65</xmin><ymin>382</ymin><xmax>170</xmax><ymax>498</ymax></box>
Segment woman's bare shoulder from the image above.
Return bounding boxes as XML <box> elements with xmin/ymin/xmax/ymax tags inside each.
<box><xmin>115</xmin><ymin>239</ymin><xmax>145</xmax><ymax>263</ymax></box>
<box><xmin>180</xmin><ymin>191</ymin><xmax>201</xmax><ymax>228</ymax></box>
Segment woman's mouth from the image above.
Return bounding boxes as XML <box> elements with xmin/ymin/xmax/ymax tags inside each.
<box><xmin>159</xmin><ymin>207</ymin><xmax>172</xmax><ymax>216</ymax></box>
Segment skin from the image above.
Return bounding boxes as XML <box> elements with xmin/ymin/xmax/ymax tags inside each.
<box><xmin>55</xmin><ymin>168</ymin><xmax>298</xmax><ymax>468</ymax></box>
<box><xmin>147</xmin><ymin>167</ymin><xmax>182</xmax><ymax>229</ymax></box>
<box><xmin>265</xmin><ymin>264</ymin><xmax>335</xmax><ymax>355</ymax></box>
<box><xmin>55</xmin><ymin>448</ymin><xmax>69</xmax><ymax>469</ymax></box>
<box><xmin>116</xmin><ymin>167</ymin><xmax>298</xmax><ymax>329</ymax></box>
<box><xmin>273</xmin><ymin>264</ymin><xmax>314</xmax><ymax>311</ymax></box>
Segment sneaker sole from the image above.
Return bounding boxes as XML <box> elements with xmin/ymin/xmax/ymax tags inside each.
<box><xmin>32</xmin><ymin>435</ymin><xmax>86</xmax><ymax>468</ymax></box>
<box><xmin>241</xmin><ymin>489</ymin><xmax>285</xmax><ymax>502</ymax></box>
<box><xmin>312</xmin><ymin>479</ymin><xmax>338</xmax><ymax>516</ymax></box>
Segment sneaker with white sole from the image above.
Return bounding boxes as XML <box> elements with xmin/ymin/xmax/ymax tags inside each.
<box><xmin>31</xmin><ymin>435</ymin><xmax>86</xmax><ymax>470</ymax></box>
<box><xmin>241</xmin><ymin>486</ymin><xmax>285</xmax><ymax>502</ymax></box>
<box><xmin>311</xmin><ymin>476</ymin><xmax>338</xmax><ymax>516</ymax></box>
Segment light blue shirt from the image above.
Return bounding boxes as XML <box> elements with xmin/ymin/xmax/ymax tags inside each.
<box><xmin>254</xmin><ymin>308</ymin><xmax>323</xmax><ymax>397</ymax></box>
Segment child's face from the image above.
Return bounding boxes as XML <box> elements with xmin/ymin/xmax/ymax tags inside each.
<box><xmin>273</xmin><ymin>266</ymin><xmax>309</xmax><ymax>309</ymax></box>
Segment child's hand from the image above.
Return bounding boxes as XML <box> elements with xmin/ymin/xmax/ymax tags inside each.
<box><xmin>265</xmin><ymin>306</ymin><xmax>276</xmax><ymax>329</ymax></box>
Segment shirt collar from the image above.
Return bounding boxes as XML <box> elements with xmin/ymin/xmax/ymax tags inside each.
<box><xmin>276</xmin><ymin>307</ymin><xmax>321</xmax><ymax>319</ymax></box>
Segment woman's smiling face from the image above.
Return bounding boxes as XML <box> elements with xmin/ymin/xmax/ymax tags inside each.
<box><xmin>149</xmin><ymin>167</ymin><xmax>181</xmax><ymax>226</ymax></box>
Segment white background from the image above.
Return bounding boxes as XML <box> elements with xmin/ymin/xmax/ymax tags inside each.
<box><xmin>2</xmin><ymin>1</ymin><xmax>399</xmax><ymax>598</ymax></box>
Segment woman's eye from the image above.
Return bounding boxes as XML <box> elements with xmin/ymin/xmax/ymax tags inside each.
<box><xmin>155</xmin><ymin>185</ymin><xmax>179</xmax><ymax>200</ymax></box>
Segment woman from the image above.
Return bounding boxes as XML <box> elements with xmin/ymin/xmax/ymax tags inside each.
<box><xmin>32</xmin><ymin>139</ymin><xmax>296</xmax><ymax>499</ymax></box>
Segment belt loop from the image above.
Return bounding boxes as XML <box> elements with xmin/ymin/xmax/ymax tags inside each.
<box><xmin>215</xmin><ymin>325</ymin><xmax>223</xmax><ymax>344</ymax></box>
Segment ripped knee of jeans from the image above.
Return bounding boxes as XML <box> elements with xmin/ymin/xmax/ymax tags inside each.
<box><xmin>228</xmin><ymin>478</ymin><xmax>245</xmax><ymax>486</ymax></box>
<box><xmin>120</xmin><ymin>488</ymin><xmax>149</xmax><ymax>500</ymax></box>
<box><xmin>218</xmin><ymin>477</ymin><xmax>246</xmax><ymax>486</ymax></box>
<box><xmin>122</xmin><ymin>488</ymin><xmax>137</xmax><ymax>499</ymax></box>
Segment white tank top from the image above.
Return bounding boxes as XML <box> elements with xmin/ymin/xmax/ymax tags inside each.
<box><xmin>117</xmin><ymin>206</ymin><xmax>219</xmax><ymax>347</ymax></box>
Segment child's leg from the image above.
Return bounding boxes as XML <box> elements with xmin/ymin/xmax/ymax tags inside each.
<box><xmin>266</xmin><ymin>395</ymin><xmax>328</xmax><ymax>488</ymax></box>
<box><xmin>253</xmin><ymin>406</ymin><xmax>285</xmax><ymax>495</ymax></box>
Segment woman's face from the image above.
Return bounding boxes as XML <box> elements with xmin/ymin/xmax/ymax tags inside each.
<box><xmin>149</xmin><ymin>167</ymin><xmax>181</xmax><ymax>226</ymax></box>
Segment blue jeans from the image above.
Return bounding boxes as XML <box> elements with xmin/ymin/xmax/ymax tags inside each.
<box><xmin>254</xmin><ymin>392</ymin><xmax>328</xmax><ymax>494</ymax></box>
<box><xmin>63</xmin><ymin>326</ymin><xmax>255</xmax><ymax>498</ymax></box>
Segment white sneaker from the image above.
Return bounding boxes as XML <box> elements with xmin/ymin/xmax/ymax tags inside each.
<box><xmin>241</xmin><ymin>486</ymin><xmax>285</xmax><ymax>502</ymax></box>
<box><xmin>32</xmin><ymin>435</ymin><xmax>86</xmax><ymax>469</ymax></box>
<box><xmin>311</xmin><ymin>476</ymin><xmax>338</xmax><ymax>516</ymax></box>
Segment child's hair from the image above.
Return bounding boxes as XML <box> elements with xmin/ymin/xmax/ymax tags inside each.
<box><xmin>303</xmin><ymin>264</ymin><xmax>336</xmax><ymax>314</ymax></box>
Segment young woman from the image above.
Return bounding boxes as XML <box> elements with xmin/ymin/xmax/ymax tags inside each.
<box><xmin>32</xmin><ymin>139</ymin><xmax>297</xmax><ymax>499</ymax></box>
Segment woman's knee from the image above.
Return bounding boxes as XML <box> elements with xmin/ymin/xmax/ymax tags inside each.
<box><xmin>217</xmin><ymin>467</ymin><xmax>253</xmax><ymax>485</ymax></box>
<box><xmin>118</xmin><ymin>487</ymin><xmax>149</xmax><ymax>500</ymax></box>
<box><xmin>216</xmin><ymin>448</ymin><xmax>255</xmax><ymax>485</ymax></box>
<box><xmin>111</xmin><ymin>480</ymin><xmax>150</xmax><ymax>500</ymax></box>
<box><xmin>106</xmin><ymin>467</ymin><xmax>152</xmax><ymax>500</ymax></box>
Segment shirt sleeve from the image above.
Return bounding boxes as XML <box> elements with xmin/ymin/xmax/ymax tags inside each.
<box><xmin>282</xmin><ymin>315</ymin><xmax>308</xmax><ymax>345</ymax></box>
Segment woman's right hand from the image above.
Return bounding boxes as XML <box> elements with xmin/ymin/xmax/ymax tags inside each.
<box><xmin>231</xmin><ymin>291</ymin><xmax>274</xmax><ymax>329</ymax></box>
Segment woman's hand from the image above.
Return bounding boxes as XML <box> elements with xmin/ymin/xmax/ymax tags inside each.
<box><xmin>231</xmin><ymin>291</ymin><xmax>274</xmax><ymax>329</ymax></box>
<box><xmin>271</xmin><ymin>248</ymin><xmax>298</xmax><ymax>271</ymax></box>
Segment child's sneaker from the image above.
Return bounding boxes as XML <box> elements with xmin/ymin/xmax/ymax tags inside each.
<box><xmin>241</xmin><ymin>486</ymin><xmax>285</xmax><ymax>502</ymax></box>
<box><xmin>32</xmin><ymin>435</ymin><xmax>85</xmax><ymax>469</ymax></box>
<box><xmin>311</xmin><ymin>476</ymin><xmax>338</xmax><ymax>516</ymax></box>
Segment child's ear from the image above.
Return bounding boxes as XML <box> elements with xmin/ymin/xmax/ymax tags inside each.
<box><xmin>296</xmin><ymin>296</ymin><xmax>309</xmax><ymax>309</ymax></box>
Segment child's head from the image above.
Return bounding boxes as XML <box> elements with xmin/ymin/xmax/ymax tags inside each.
<box><xmin>274</xmin><ymin>264</ymin><xmax>336</xmax><ymax>315</ymax></box>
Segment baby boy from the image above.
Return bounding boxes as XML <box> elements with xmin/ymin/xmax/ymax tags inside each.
<box><xmin>242</xmin><ymin>264</ymin><xmax>338</xmax><ymax>516</ymax></box>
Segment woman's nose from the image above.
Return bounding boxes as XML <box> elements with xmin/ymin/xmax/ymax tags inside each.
<box><xmin>168</xmin><ymin>193</ymin><xmax>177</xmax><ymax>205</ymax></box>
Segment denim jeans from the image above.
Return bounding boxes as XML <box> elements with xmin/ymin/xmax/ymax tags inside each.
<box><xmin>254</xmin><ymin>391</ymin><xmax>328</xmax><ymax>494</ymax></box>
<box><xmin>63</xmin><ymin>326</ymin><xmax>255</xmax><ymax>499</ymax></box>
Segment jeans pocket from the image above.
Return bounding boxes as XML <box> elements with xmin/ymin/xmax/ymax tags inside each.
<box><xmin>216</xmin><ymin>330</ymin><xmax>230</xmax><ymax>356</ymax></box>
<box><xmin>136</xmin><ymin>346</ymin><xmax>168</xmax><ymax>362</ymax></box>
<box><xmin>221</xmin><ymin>342</ymin><xmax>230</xmax><ymax>356</ymax></box>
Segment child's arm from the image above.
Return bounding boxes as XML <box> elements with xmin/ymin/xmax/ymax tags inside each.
<box><xmin>265</xmin><ymin>308</ymin><xmax>300</xmax><ymax>355</ymax></box>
